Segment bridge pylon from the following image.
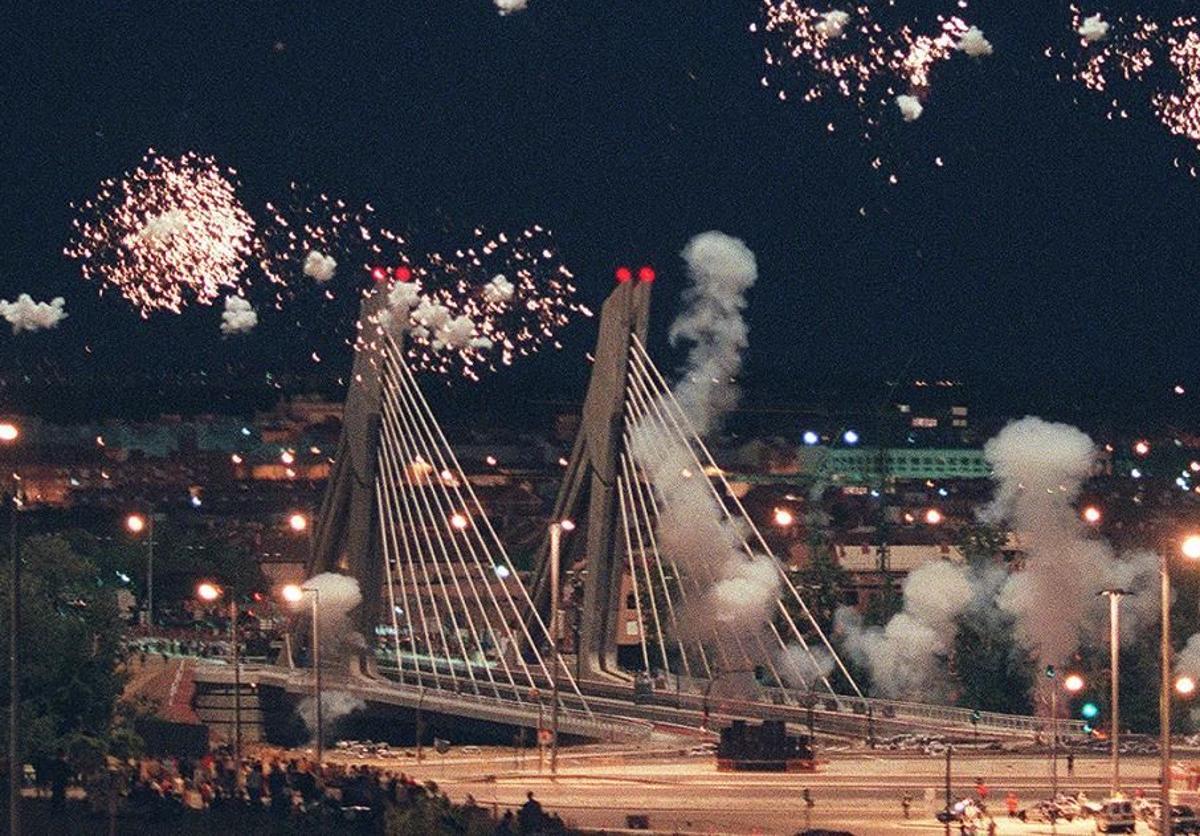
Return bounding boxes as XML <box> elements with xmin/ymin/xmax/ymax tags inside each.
<box><xmin>531</xmin><ymin>278</ymin><xmax>652</xmax><ymax>677</ymax></box>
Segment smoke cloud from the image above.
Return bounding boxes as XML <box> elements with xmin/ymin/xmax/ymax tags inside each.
<box><xmin>219</xmin><ymin>295</ymin><xmax>257</xmax><ymax>335</ymax></box>
<box><xmin>815</xmin><ymin>9</ymin><xmax>850</xmax><ymax>39</ymax></box>
<box><xmin>985</xmin><ymin>416</ymin><xmax>1159</xmax><ymax>667</ymax></box>
<box><xmin>836</xmin><ymin>561</ymin><xmax>975</xmax><ymax>700</ymax></box>
<box><xmin>669</xmin><ymin>231</ymin><xmax>757</xmax><ymax>435</ymax></box>
<box><xmin>1079</xmin><ymin>14</ymin><xmax>1109</xmax><ymax>44</ymax></box>
<box><xmin>0</xmin><ymin>294</ymin><xmax>67</xmax><ymax>334</ymax></box>
<box><xmin>957</xmin><ymin>26</ymin><xmax>993</xmax><ymax>58</ymax></box>
<box><xmin>628</xmin><ymin>232</ymin><xmax>781</xmax><ymax>676</ymax></box>
<box><xmin>296</xmin><ymin>691</ymin><xmax>366</xmax><ymax>745</ymax></box>
<box><xmin>494</xmin><ymin>0</ymin><xmax>528</xmax><ymax>16</ymax></box>
<box><xmin>483</xmin><ymin>274</ymin><xmax>514</xmax><ymax>305</ymax></box>
<box><xmin>896</xmin><ymin>94</ymin><xmax>923</xmax><ymax>122</ymax></box>
<box><xmin>303</xmin><ymin>250</ymin><xmax>338</xmax><ymax>283</ymax></box>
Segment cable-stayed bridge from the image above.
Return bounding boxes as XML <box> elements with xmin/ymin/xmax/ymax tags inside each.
<box><xmin>194</xmin><ymin>281</ymin><xmax>1081</xmax><ymax>744</ymax></box>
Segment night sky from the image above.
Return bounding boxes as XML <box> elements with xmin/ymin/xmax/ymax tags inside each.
<box><xmin>4</xmin><ymin>1</ymin><xmax>1200</xmax><ymax>423</ymax></box>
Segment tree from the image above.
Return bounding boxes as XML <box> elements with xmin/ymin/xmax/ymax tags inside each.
<box><xmin>0</xmin><ymin>535</ymin><xmax>129</xmax><ymax>773</ymax></box>
<box><xmin>71</xmin><ymin>523</ymin><xmax>267</xmax><ymax>620</ymax></box>
<box><xmin>800</xmin><ymin>523</ymin><xmax>849</xmax><ymax>636</ymax></box>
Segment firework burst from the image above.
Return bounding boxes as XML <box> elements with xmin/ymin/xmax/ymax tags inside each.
<box><xmin>260</xmin><ymin>187</ymin><xmax>589</xmax><ymax>380</ymax></box>
<box><xmin>1054</xmin><ymin>5</ymin><xmax>1200</xmax><ymax>174</ymax></box>
<box><xmin>754</xmin><ymin>1</ymin><xmax>986</xmax><ymax>177</ymax></box>
<box><xmin>65</xmin><ymin>150</ymin><xmax>265</xmax><ymax>316</ymax></box>
<box><xmin>358</xmin><ymin>225</ymin><xmax>591</xmax><ymax>381</ymax></box>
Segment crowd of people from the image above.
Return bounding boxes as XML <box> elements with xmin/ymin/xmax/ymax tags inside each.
<box><xmin>49</xmin><ymin>749</ymin><xmax>570</xmax><ymax>834</ymax></box>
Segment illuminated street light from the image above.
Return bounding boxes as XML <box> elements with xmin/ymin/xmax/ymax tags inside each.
<box><xmin>280</xmin><ymin>584</ymin><xmax>323</xmax><ymax>761</ymax></box>
<box><xmin>802</xmin><ymin>430</ymin><xmax>820</xmax><ymax>446</ymax></box>
<box><xmin>125</xmin><ymin>513</ymin><xmax>146</xmax><ymax>534</ymax></box>
<box><xmin>773</xmin><ymin>507</ymin><xmax>795</xmax><ymax>528</ymax></box>
<box><xmin>0</xmin><ymin>423</ymin><xmax>19</xmax><ymax>443</ymax></box>
<box><xmin>1064</xmin><ymin>673</ymin><xmax>1085</xmax><ymax>693</ymax></box>
<box><xmin>1183</xmin><ymin>535</ymin><xmax>1200</xmax><ymax>561</ymax></box>
<box><xmin>1083</xmin><ymin>505</ymin><xmax>1102</xmax><ymax>525</ymax></box>
<box><xmin>842</xmin><ymin>430</ymin><xmax>860</xmax><ymax>445</ymax></box>
<box><xmin>559</xmin><ymin>518</ymin><xmax>576</xmax><ymax>532</ymax></box>
<box><xmin>280</xmin><ymin>450</ymin><xmax>295</xmax><ymax>465</ymax></box>
<box><xmin>196</xmin><ymin>581</ymin><xmax>222</xmax><ymax>602</ymax></box>
<box><xmin>288</xmin><ymin>513</ymin><xmax>309</xmax><ymax>533</ymax></box>
<box><xmin>1134</xmin><ymin>440</ymin><xmax>1151</xmax><ymax>457</ymax></box>
<box><xmin>923</xmin><ymin>508</ymin><xmax>943</xmax><ymax>526</ymax></box>
<box><xmin>450</xmin><ymin>513</ymin><xmax>469</xmax><ymax>531</ymax></box>
<box><xmin>1178</xmin><ymin>676</ymin><xmax>1197</xmax><ymax>697</ymax></box>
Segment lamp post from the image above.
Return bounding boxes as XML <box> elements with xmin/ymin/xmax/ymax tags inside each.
<box><xmin>287</xmin><ymin>512</ymin><xmax>311</xmax><ymax>563</ymax></box>
<box><xmin>282</xmin><ymin>584</ymin><xmax>322</xmax><ymax>762</ymax></box>
<box><xmin>1159</xmin><ymin>533</ymin><xmax>1200</xmax><ymax>836</ymax></box>
<box><xmin>126</xmin><ymin>511</ymin><xmax>156</xmax><ymax>630</ymax></box>
<box><xmin>197</xmin><ymin>581</ymin><xmax>241</xmax><ymax>764</ymax></box>
<box><xmin>1099</xmin><ymin>588</ymin><xmax>1130</xmax><ymax>795</ymax></box>
<box><xmin>1</xmin><ymin>420</ymin><xmax>21</xmax><ymax>836</ymax></box>
<box><xmin>548</xmin><ymin>519</ymin><xmax>573</xmax><ymax>776</ymax></box>
<box><xmin>1046</xmin><ymin>669</ymin><xmax>1085</xmax><ymax>800</ymax></box>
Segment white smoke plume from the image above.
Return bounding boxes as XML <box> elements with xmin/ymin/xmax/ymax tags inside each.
<box><xmin>1079</xmin><ymin>14</ymin><xmax>1109</xmax><ymax>44</ymax></box>
<box><xmin>494</xmin><ymin>0</ymin><xmax>527</xmax><ymax>16</ymax></box>
<box><xmin>1178</xmin><ymin>635</ymin><xmax>1200</xmax><ymax>682</ymax></box>
<box><xmin>956</xmin><ymin>26</ymin><xmax>993</xmax><ymax>58</ymax></box>
<box><xmin>836</xmin><ymin>561</ymin><xmax>975</xmax><ymax>700</ymax></box>
<box><xmin>436</xmin><ymin>315</ymin><xmax>477</xmax><ymax>351</ymax></box>
<box><xmin>296</xmin><ymin>690</ymin><xmax>366</xmax><ymax>744</ymax></box>
<box><xmin>815</xmin><ymin>9</ymin><xmax>850</xmax><ymax>39</ymax></box>
<box><xmin>219</xmin><ymin>295</ymin><xmax>257</xmax><ymax>335</ymax></box>
<box><xmin>482</xmin><ymin>274</ymin><xmax>514</xmax><ymax>305</ymax></box>
<box><xmin>134</xmin><ymin>209</ymin><xmax>188</xmax><ymax>245</ymax></box>
<box><xmin>0</xmin><ymin>294</ymin><xmax>67</xmax><ymax>334</ymax></box>
<box><xmin>387</xmin><ymin>280</ymin><xmax>423</xmax><ymax>312</ymax></box>
<box><xmin>896</xmin><ymin>94</ymin><xmax>923</xmax><ymax>122</ymax></box>
<box><xmin>985</xmin><ymin>416</ymin><xmax>1159</xmax><ymax>667</ymax></box>
<box><xmin>669</xmin><ymin>231</ymin><xmax>757</xmax><ymax>435</ymax></box>
<box><xmin>629</xmin><ymin>232</ymin><xmax>777</xmax><ymax>674</ymax></box>
<box><xmin>777</xmin><ymin>644</ymin><xmax>835</xmax><ymax>690</ymax></box>
<box><xmin>302</xmin><ymin>572</ymin><xmax>367</xmax><ymax>660</ymax></box>
<box><xmin>303</xmin><ymin>250</ymin><xmax>338</xmax><ymax>283</ymax></box>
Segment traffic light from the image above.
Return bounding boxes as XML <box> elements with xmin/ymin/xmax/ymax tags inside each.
<box><xmin>1080</xmin><ymin>701</ymin><xmax>1100</xmax><ymax>734</ymax></box>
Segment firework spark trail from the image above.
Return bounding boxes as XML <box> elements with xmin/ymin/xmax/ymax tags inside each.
<box><xmin>1055</xmin><ymin>6</ymin><xmax>1200</xmax><ymax>173</ymax></box>
<box><xmin>64</xmin><ymin>150</ymin><xmax>265</xmax><ymax>317</ymax></box>
<box><xmin>359</xmin><ymin>224</ymin><xmax>592</xmax><ymax>381</ymax></box>
<box><xmin>260</xmin><ymin>187</ymin><xmax>589</xmax><ymax>379</ymax></box>
<box><xmin>754</xmin><ymin>3</ymin><xmax>979</xmax><ymax>121</ymax></box>
<box><xmin>753</xmin><ymin>2</ymin><xmax>990</xmax><ymax>180</ymax></box>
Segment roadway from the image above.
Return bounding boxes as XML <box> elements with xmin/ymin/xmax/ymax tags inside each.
<box><xmin>319</xmin><ymin>746</ymin><xmax>1175</xmax><ymax>835</ymax></box>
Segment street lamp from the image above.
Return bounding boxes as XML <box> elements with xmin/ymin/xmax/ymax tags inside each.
<box><xmin>772</xmin><ymin>507</ymin><xmax>795</xmax><ymax>528</ymax></box>
<box><xmin>126</xmin><ymin>511</ymin><xmax>156</xmax><ymax>630</ymax></box>
<box><xmin>548</xmin><ymin>519</ymin><xmax>574</xmax><ymax>775</ymax></box>
<box><xmin>195</xmin><ymin>581</ymin><xmax>241</xmax><ymax>764</ymax></box>
<box><xmin>0</xmin><ymin>422</ymin><xmax>20</xmax><ymax>836</ymax></box>
<box><xmin>287</xmin><ymin>513</ymin><xmax>308</xmax><ymax>533</ymax></box>
<box><xmin>1159</xmin><ymin>533</ymin><xmax>1200</xmax><ymax>836</ymax></box>
<box><xmin>1083</xmin><ymin>505</ymin><xmax>1103</xmax><ymax>525</ymax></box>
<box><xmin>1046</xmin><ymin>667</ymin><xmax>1084</xmax><ymax>800</ymax></box>
<box><xmin>282</xmin><ymin>583</ymin><xmax>323</xmax><ymax>763</ymax></box>
<box><xmin>1100</xmin><ymin>588</ymin><xmax>1130</xmax><ymax>795</ymax></box>
<box><xmin>923</xmin><ymin>508</ymin><xmax>943</xmax><ymax>526</ymax></box>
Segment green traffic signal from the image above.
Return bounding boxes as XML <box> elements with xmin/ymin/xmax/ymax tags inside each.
<box><xmin>1081</xmin><ymin>702</ymin><xmax>1100</xmax><ymax>720</ymax></box>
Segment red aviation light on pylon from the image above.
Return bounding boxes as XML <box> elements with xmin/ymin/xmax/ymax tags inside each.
<box><xmin>393</xmin><ymin>265</ymin><xmax>413</xmax><ymax>282</ymax></box>
<box><xmin>637</xmin><ymin>265</ymin><xmax>656</xmax><ymax>283</ymax></box>
<box><xmin>370</xmin><ymin>265</ymin><xmax>388</xmax><ymax>283</ymax></box>
<box><xmin>614</xmin><ymin>266</ymin><xmax>633</xmax><ymax>284</ymax></box>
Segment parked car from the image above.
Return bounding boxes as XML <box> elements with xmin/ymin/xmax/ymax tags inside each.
<box><xmin>1149</xmin><ymin>804</ymin><xmax>1200</xmax><ymax>834</ymax></box>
